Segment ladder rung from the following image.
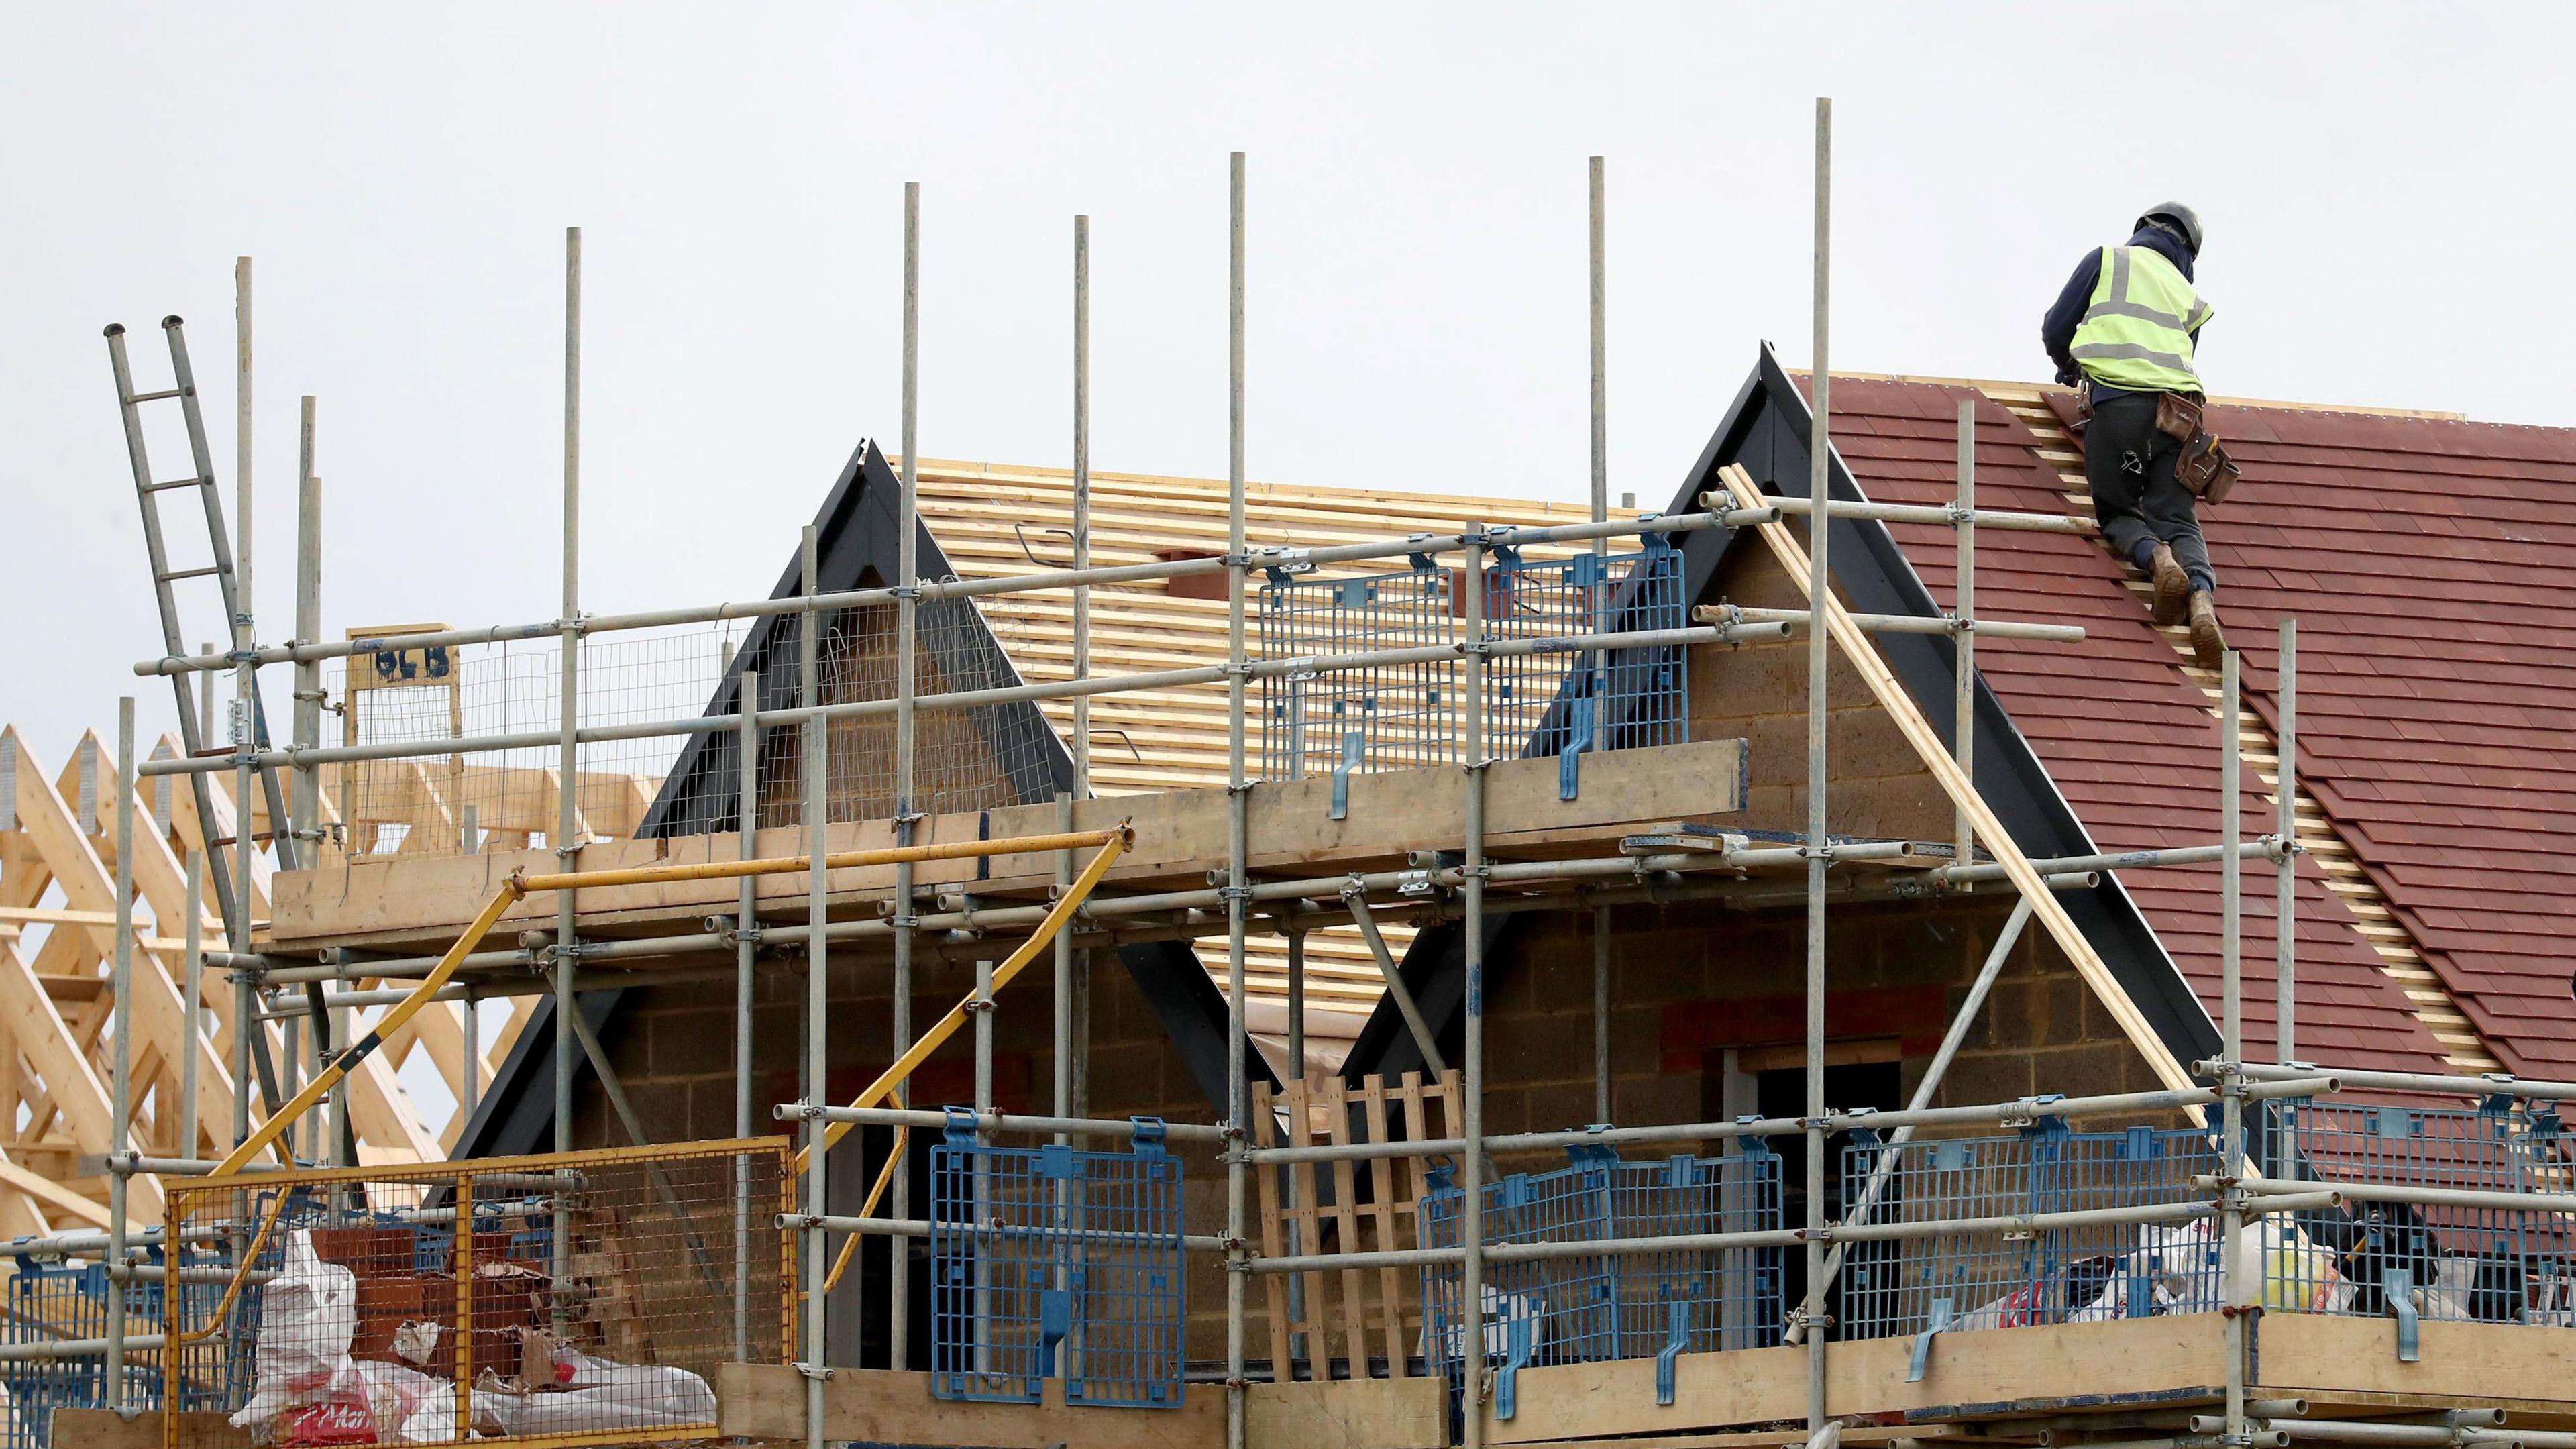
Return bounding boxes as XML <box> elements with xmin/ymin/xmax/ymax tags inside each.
<box><xmin>125</xmin><ymin>388</ymin><xmax>189</xmax><ymax>403</ymax></box>
<box><xmin>142</xmin><ymin>476</ymin><xmax>211</xmax><ymax>494</ymax></box>
<box><xmin>157</xmin><ymin>566</ymin><xmax>224</xmax><ymax>582</ymax></box>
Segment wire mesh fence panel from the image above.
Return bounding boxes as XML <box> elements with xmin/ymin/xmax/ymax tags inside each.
<box><xmin>645</xmin><ymin>599</ymin><xmax>1058</xmax><ymax>840</ymax></box>
<box><xmin>1260</xmin><ymin>564</ymin><xmax>1457</xmax><ymax>782</ymax></box>
<box><xmin>1838</xmin><ymin>1122</ymin><xmax>2222</xmax><ymax>1342</ymax></box>
<box><xmin>328</xmin><ymin>595</ymin><xmax>1063</xmax><ymax>860</ymax></box>
<box><xmin>1421</xmin><ymin>1144</ymin><xmax>1779</xmax><ymax>1419</ymax></box>
<box><xmin>930</xmin><ymin>1114</ymin><xmax>1185</xmax><ymax>1409</ymax></box>
<box><xmin>1259</xmin><ymin>543</ymin><xmax>1689</xmax><ymax>783</ymax></box>
<box><xmin>328</xmin><ymin>623</ymin><xmax>754</xmax><ymax>861</ymax></box>
<box><xmin>1591</xmin><ymin>1144</ymin><xmax>1782</xmax><ymax>1362</ymax></box>
<box><xmin>2263</xmin><ymin>1097</ymin><xmax>2568</xmax><ymax>1323</ymax></box>
<box><xmin>2</xmin><ymin>1258</ymin><xmax>168</xmax><ymax>1449</ymax></box>
<box><xmin>164</xmin><ymin>1139</ymin><xmax>792</xmax><ymax>1447</ymax></box>
<box><xmin>1487</xmin><ymin>539</ymin><xmax>1688</xmax><ymax>763</ymax></box>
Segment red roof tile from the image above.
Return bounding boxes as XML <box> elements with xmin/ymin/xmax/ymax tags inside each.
<box><xmin>1809</xmin><ymin>377</ymin><xmax>2461</xmax><ymax>1079</ymax></box>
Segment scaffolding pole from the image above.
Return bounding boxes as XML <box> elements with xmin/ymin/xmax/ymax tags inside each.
<box><xmin>1061</xmin><ymin>206</ymin><xmax>1091</xmax><ymax>1142</ymax></box>
<box><xmin>1589</xmin><ymin>153</ymin><xmax>1613</xmax><ymax>1127</ymax></box>
<box><xmin>890</xmin><ymin>176</ymin><xmax>922</xmax><ymax>1373</ymax></box>
<box><xmin>232</xmin><ymin>266</ymin><xmax>260</xmax><ymax>1171</ymax></box>
<box><xmin>1954</xmin><ymin>395</ymin><xmax>1976</xmax><ymax>871</ymax></box>
<box><xmin>800</xmin><ymin>523</ymin><xmax>827</xmax><ymax>1446</ymax></box>
<box><xmin>2221</xmin><ymin>650</ymin><xmax>2248</xmax><ymax>1444</ymax></box>
<box><xmin>105</xmin><ymin>699</ymin><xmax>136</xmax><ymax>1412</ymax></box>
<box><xmin>1802</xmin><ymin>95</ymin><xmax>1833</xmax><ymax>1433</ymax></box>
<box><xmin>735</xmin><ymin>666</ymin><xmax>759</xmax><ymax>1362</ymax></box>
<box><xmin>1223</xmin><ymin>146</ymin><xmax>1250</xmax><ymax>1449</ymax></box>
<box><xmin>1462</xmin><ymin>522</ymin><xmax>1491</xmax><ymax>1448</ymax></box>
<box><xmin>553</xmin><ymin>225</ymin><xmax>583</xmax><ymax>1316</ymax></box>
<box><xmin>2277</xmin><ymin>618</ymin><xmax>2298</xmax><ymax>1062</ymax></box>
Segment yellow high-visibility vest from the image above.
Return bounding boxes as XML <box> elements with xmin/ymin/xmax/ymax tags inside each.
<box><xmin>2070</xmin><ymin>244</ymin><xmax>2214</xmax><ymax>393</ymax></box>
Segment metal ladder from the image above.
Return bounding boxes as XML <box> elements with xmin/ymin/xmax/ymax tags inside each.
<box><xmin>103</xmin><ymin>316</ymin><xmax>309</xmax><ymax>1124</ymax></box>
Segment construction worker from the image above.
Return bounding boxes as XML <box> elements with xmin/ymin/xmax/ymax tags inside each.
<box><xmin>2041</xmin><ymin>202</ymin><xmax>2224</xmax><ymax>667</ymax></box>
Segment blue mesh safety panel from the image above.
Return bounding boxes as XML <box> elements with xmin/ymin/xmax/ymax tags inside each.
<box><xmin>1488</xmin><ymin>537</ymin><xmax>1688</xmax><ymax>761</ymax></box>
<box><xmin>3</xmin><ymin>1256</ymin><xmax>174</xmax><ymax>1449</ymax></box>
<box><xmin>1258</xmin><ymin>540</ymin><xmax>1688</xmax><ymax>782</ymax></box>
<box><xmin>1419</xmin><ymin>1143</ymin><xmax>1778</xmax><ymax>1415</ymax></box>
<box><xmin>932</xmin><ymin>1112</ymin><xmax>1186</xmax><ymax>1409</ymax></box>
<box><xmin>2264</xmin><ymin>1097</ymin><xmax>2565</xmax><ymax>1322</ymax></box>
<box><xmin>1838</xmin><ymin>1119</ymin><xmax>2222</xmax><ymax>1341</ymax></box>
<box><xmin>1260</xmin><ymin>561</ymin><xmax>1456</xmax><ymax>782</ymax></box>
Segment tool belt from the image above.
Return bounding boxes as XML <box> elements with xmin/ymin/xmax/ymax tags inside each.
<box><xmin>2157</xmin><ymin>391</ymin><xmax>2241</xmax><ymax>503</ymax></box>
<box><xmin>2069</xmin><ymin>388</ymin><xmax>2240</xmax><ymax>504</ymax></box>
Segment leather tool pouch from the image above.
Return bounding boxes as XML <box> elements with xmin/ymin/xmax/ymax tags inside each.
<box><xmin>2178</xmin><ymin>433</ymin><xmax>2240</xmax><ymax>504</ymax></box>
<box><xmin>2155</xmin><ymin>390</ymin><xmax>2206</xmax><ymax>442</ymax></box>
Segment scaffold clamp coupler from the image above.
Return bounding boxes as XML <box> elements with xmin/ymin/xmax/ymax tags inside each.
<box><xmin>890</xmin><ymin>584</ymin><xmax>922</xmax><ymax>600</ymax></box>
<box><xmin>1397</xmin><ymin>869</ymin><xmax>1435</xmax><ymax>897</ymax></box>
<box><xmin>792</xmin><ymin>1362</ymin><xmax>835</xmax><ymax>1381</ymax></box>
<box><xmin>1261</xmin><ymin>547</ymin><xmax>1316</xmax><ymax>580</ymax></box>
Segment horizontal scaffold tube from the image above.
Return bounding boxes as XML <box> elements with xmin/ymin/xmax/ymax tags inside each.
<box><xmin>782</xmin><ymin>1104</ymin><xmax>1229</xmax><ymax>1144</ymax></box>
<box><xmin>0</xmin><ymin>1333</ymin><xmax>169</xmax><ymax>1363</ymax></box>
<box><xmin>2220</xmin><ymin>1059</ymin><xmax>2576</xmax><ymax>1104</ymax></box>
<box><xmin>134</xmin><ymin>508</ymin><xmax>1776</xmax><ymax>676</ymax></box>
<box><xmin>1246</xmin><ymin>1077</ymin><xmax>2339</xmax><ymax>1167</ymax></box>
<box><xmin>780</xmin><ymin>1211</ymin><xmax>1231</xmax><ymax>1256</ymax></box>
<box><xmin>1698</xmin><ymin>490</ymin><xmax>2096</xmax><ymax>535</ymax></box>
<box><xmin>1248</xmin><ymin>1192</ymin><xmax>2339</xmax><ymax>1275</ymax></box>
<box><xmin>140</xmin><ymin>619</ymin><xmax>1784</xmax><ymax>780</ymax></box>
<box><xmin>2233</xmin><ymin>1176</ymin><xmax>2576</xmax><ymax>1216</ymax></box>
<box><xmin>1695</xmin><ymin>602</ymin><xmax>2087</xmax><ymax>643</ymax></box>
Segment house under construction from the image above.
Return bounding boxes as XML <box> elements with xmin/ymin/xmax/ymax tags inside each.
<box><xmin>18</xmin><ymin>129</ymin><xmax>2576</xmax><ymax>1449</ymax></box>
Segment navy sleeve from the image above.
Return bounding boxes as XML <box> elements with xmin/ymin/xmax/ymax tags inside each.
<box><xmin>2041</xmin><ymin>250</ymin><xmax>2100</xmax><ymax>380</ymax></box>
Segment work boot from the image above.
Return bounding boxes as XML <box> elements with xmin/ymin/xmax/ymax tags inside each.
<box><xmin>2188</xmin><ymin>590</ymin><xmax>2226</xmax><ymax>671</ymax></box>
<box><xmin>2147</xmin><ymin>542</ymin><xmax>2191</xmax><ymax>625</ymax></box>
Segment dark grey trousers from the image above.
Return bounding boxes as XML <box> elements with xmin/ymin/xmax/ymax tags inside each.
<box><xmin>2086</xmin><ymin>390</ymin><xmax>2215</xmax><ymax>594</ymax></box>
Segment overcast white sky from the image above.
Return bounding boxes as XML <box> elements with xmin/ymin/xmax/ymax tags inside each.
<box><xmin>5</xmin><ymin>3</ymin><xmax>2569</xmax><ymax>759</ymax></box>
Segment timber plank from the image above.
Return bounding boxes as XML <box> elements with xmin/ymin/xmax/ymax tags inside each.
<box><xmin>270</xmin><ymin>737</ymin><xmax>1749</xmax><ymax>951</ymax></box>
<box><xmin>1483</xmin><ymin>1316</ymin><xmax>2226</xmax><ymax>1445</ymax></box>
<box><xmin>2253</xmin><ymin>1313</ymin><xmax>2576</xmax><ymax>1422</ymax></box>
<box><xmin>52</xmin><ymin>1410</ymin><xmax>250</xmax><ymax>1448</ymax></box>
<box><xmin>716</xmin><ymin>1361</ymin><xmax>1442</xmax><ymax>1449</ymax></box>
<box><xmin>721</xmin><ymin>1362</ymin><xmax>1222</xmax><ymax>1448</ymax></box>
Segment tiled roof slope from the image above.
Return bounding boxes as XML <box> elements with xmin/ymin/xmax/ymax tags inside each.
<box><xmin>1807</xmin><ymin>377</ymin><xmax>2455</xmax><ymax>1076</ymax></box>
<box><xmin>2169</xmin><ymin>401</ymin><xmax>2576</xmax><ymax>1077</ymax></box>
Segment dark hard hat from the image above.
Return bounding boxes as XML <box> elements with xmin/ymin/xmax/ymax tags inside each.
<box><xmin>2136</xmin><ymin>202</ymin><xmax>2204</xmax><ymax>255</ymax></box>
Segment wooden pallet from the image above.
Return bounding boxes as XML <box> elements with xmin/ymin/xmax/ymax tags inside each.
<box><xmin>1253</xmin><ymin>1069</ymin><xmax>1460</xmax><ymax>1381</ymax></box>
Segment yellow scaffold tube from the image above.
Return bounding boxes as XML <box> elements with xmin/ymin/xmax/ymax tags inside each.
<box><xmin>201</xmin><ymin>824</ymin><xmax>1132</xmax><ymax>1182</ymax></box>
<box><xmin>801</xmin><ymin>829</ymin><xmax>1130</xmax><ymax>1171</ymax></box>
<box><xmin>805</xmin><ymin>830</ymin><xmax>1130</xmax><ymax>1295</ymax></box>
